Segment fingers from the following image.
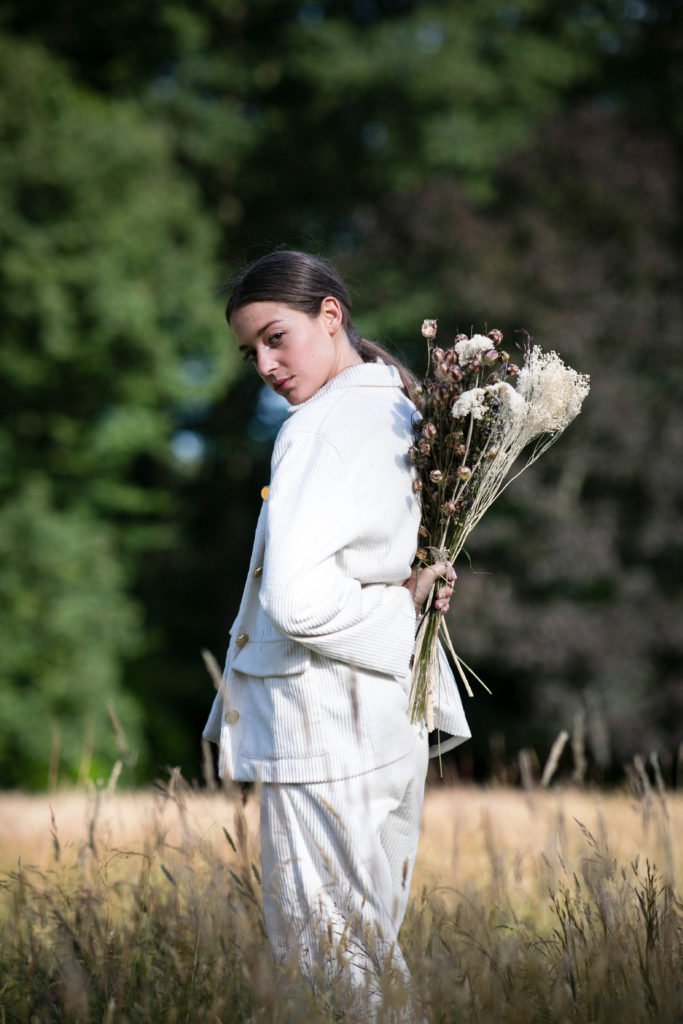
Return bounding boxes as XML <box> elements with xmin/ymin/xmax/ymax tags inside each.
<box><xmin>405</xmin><ymin>557</ymin><xmax>457</xmax><ymax>614</ymax></box>
<box><xmin>409</xmin><ymin>560</ymin><xmax>456</xmax><ymax>614</ymax></box>
<box><xmin>428</xmin><ymin>560</ymin><xmax>456</xmax><ymax>585</ymax></box>
<box><xmin>429</xmin><ymin>560</ymin><xmax>456</xmax><ymax>613</ymax></box>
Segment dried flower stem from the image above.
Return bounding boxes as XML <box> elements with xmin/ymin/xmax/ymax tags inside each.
<box><xmin>408</xmin><ymin>327</ymin><xmax>589</xmax><ymax>723</ymax></box>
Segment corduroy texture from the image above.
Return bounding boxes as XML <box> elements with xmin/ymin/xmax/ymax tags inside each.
<box><xmin>203</xmin><ymin>362</ymin><xmax>470</xmax><ymax>783</ymax></box>
<box><xmin>259</xmin><ymin>724</ymin><xmax>429</xmax><ymax>1013</ymax></box>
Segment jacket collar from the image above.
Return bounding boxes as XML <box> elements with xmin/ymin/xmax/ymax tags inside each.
<box><xmin>289</xmin><ymin>361</ymin><xmax>402</xmax><ymax>413</ymax></box>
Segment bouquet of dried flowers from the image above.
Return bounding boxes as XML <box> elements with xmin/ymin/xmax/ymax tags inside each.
<box><xmin>408</xmin><ymin>319</ymin><xmax>590</xmax><ymax>726</ymax></box>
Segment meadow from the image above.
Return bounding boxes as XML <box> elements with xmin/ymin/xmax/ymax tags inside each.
<box><xmin>0</xmin><ymin>768</ymin><xmax>681</xmax><ymax>1023</ymax></box>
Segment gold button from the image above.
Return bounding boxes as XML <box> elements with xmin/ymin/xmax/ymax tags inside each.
<box><xmin>261</xmin><ymin>486</ymin><xmax>269</xmax><ymax>501</ymax></box>
<box><xmin>235</xmin><ymin>633</ymin><xmax>249</xmax><ymax>648</ymax></box>
<box><xmin>252</xmin><ymin>566</ymin><xmax>263</xmax><ymax>578</ymax></box>
<box><xmin>224</xmin><ymin>709</ymin><xmax>240</xmax><ymax>725</ymax></box>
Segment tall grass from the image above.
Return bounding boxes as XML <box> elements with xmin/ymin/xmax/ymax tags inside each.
<box><xmin>1</xmin><ymin>771</ymin><xmax>681</xmax><ymax>1022</ymax></box>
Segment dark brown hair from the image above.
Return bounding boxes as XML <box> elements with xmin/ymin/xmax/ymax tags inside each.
<box><xmin>226</xmin><ymin>250</ymin><xmax>417</xmax><ymax>396</ymax></box>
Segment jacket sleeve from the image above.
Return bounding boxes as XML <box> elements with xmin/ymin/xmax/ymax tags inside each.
<box><xmin>259</xmin><ymin>432</ymin><xmax>417</xmax><ymax>680</ymax></box>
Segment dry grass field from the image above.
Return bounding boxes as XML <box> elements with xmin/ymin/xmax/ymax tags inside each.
<box><xmin>1</xmin><ymin>778</ymin><xmax>681</xmax><ymax>900</ymax></box>
<box><xmin>1</xmin><ymin>776</ymin><xmax>681</xmax><ymax>1022</ymax></box>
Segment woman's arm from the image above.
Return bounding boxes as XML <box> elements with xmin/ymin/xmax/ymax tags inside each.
<box><xmin>260</xmin><ymin>432</ymin><xmax>417</xmax><ymax>679</ymax></box>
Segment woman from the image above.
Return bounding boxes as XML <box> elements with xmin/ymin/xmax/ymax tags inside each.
<box><xmin>204</xmin><ymin>251</ymin><xmax>470</xmax><ymax>1010</ymax></box>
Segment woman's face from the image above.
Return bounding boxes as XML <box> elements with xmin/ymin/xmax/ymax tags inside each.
<box><xmin>231</xmin><ymin>299</ymin><xmax>359</xmax><ymax>406</ymax></box>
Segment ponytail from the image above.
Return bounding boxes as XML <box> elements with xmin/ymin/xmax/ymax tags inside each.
<box><xmin>348</xmin><ymin>330</ymin><xmax>419</xmax><ymax>402</ymax></box>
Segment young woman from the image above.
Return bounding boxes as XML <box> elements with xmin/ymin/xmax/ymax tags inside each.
<box><xmin>203</xmin><ymin>251</ymin><xmax>470</xmax><ymax>1010</ymax></box>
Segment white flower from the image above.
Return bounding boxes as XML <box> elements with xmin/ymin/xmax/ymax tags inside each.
<box><xmin>451</xmin><ymin>387</ymin><xmax>488</xmax><ymax>420</ymax></box>
<box><xmin>485</xmin><ymin>381</ymin><xmax>526</xmax><ymax>422</ymax></box>
<box><xmin>517</xmin><ymin>347</ymin><xmax>590</xmax><ymax>434</ymax></box>
<box><xmin>454</xmin><ymin>334</ymin><xmax>493</xmax><ymax>365</ymax></box>
<box><xmin>421</xmin><ymin>318</ymin><xmax>438</xmax><ymax>339</ymax></box>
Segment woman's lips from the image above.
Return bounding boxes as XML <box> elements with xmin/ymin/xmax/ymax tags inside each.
<box><xmin>273</xmin><ymin>376</ymin><xmax>293</xmax><ymax>392</ymax></box>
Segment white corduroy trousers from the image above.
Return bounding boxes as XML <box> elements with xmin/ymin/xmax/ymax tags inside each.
<box><xmin>259</xmin><ymin>724</ymin><xmax>429</xmax><ymax>1010</ymax></box>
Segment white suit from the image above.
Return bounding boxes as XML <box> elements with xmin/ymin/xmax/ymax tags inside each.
<box><xmin>204</xmin><ymin>361</ymin><xmax>470</xmax><ymax>1005</ymax></box>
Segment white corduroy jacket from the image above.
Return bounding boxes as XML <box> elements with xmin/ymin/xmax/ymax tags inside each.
<box><xmin>203</xmin><ymin>362</ymin><xmax>470</xmax><ymax>783</ymax></box>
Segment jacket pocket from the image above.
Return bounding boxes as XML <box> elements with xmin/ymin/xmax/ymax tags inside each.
<box><xmin>232</xmin><ymin>635</ymin><xmax>310</xmax><ymax>678</ymax></box>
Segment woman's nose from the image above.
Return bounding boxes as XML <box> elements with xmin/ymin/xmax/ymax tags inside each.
<box><xmin>256</xmin><ymin>347</ymin><xmax>278</xmax><ymax>377</ymax></box>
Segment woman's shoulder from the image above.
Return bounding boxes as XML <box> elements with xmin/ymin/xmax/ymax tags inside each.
<box><xmin>275</xmin><ymin>365</ymin><xmax>416</xmax><ymax>459</ymax></box>
<box><xmin>292</xmin><ymin>362</ymin><xmax>410</xmax><ymax>415</ymax></box>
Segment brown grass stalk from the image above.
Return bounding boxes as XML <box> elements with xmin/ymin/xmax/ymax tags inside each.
<box><xmin>1</xmin><ymin>777</ymin><xmax>681</xmax><ymax>1022</ymax></box>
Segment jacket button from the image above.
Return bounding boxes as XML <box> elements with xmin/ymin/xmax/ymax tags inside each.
<box><xmin>252</xmin><ymin>566</ymin><xmax>263</xmax><ymax>578</ymax></box>
<box><xmin>235</xmin><ymin>633</ymin><xmax>249</xmax><ymax>648</ymax></box>
<box><xmin>224</xmin><ymin>709</ymin><xmax>240</xmax><ymax>724</ymax></box>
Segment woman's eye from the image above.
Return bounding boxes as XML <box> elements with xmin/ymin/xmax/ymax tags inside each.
<box><xmin>242</xmin><ymin>350</ymin><xmax>257</xmax><ymax>364</ymax></box>
<box><xmin>267</xmin><ymin>332</ymin><xmax>284</xmax><ymax>346</ymax></box>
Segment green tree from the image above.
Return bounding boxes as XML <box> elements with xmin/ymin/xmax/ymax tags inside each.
<box><xmin>1</xmin><ymin>1</ymin><xmax>605</xmax><ymax>228</ymax></box>
<box><xmin>0</xmin><ymin>483</ymin><xmax>142</xmax><ymax>788</ymax></box>
<box><xmin>0</xmin><ymin>35</ymin><xmax>235</xmax><ymax>786</ymax></box>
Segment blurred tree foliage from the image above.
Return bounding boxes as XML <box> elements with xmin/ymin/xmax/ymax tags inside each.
<box><xmin>0</xmin><ymin>34</ymin><xmax>235</xmax><ymax>785</ymax></box>
<box><xmin>1</xmin><ymin>0</ymin><xmax>681</xmax><ymax>785</ymax></box>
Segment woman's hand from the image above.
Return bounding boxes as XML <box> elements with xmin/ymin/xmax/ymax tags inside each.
<box><xmin>403</xmin><ymin>560</ymin><xmax>456</xmax><ymax>616</ymax></box>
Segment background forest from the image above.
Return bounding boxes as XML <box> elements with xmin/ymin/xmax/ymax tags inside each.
<box><xmin>0</xmin><ymin>0</ymin><xmax>681</xmax><ymax>789</ymax></box>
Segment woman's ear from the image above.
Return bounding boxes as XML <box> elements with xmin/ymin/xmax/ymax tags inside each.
<box><xmin>320</xmin><ymin>296</ymin><xmax>344</xmax><ymax>334</ymax></box>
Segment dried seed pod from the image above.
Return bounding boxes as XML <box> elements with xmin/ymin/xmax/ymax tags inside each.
<box><xmin>456</xmin><ymin>465</ymin><xmax>472</xmax><ymax>480</ymax></box>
